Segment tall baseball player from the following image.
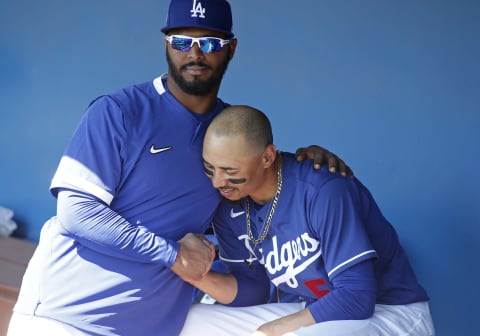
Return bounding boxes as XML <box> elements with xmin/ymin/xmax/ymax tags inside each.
<box><xmin>180</xmin><ymin>105</ymin><xmax>436</xmax><ymax>336</ymax></box>
<box><xmin>7</xmin><ymin>1</ymin><xmax>350</xmax><ymax>336</ymax></box>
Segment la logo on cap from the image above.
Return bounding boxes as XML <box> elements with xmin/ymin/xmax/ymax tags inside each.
<box><xmin>190</xmin><ymin>0</ymin><xmax>206</xmax><ymax>18</ymax></box>
<box><xmin>161</xmin><ymin>0</ymin><xmax>233</xmax><ymax>38</ymax></box>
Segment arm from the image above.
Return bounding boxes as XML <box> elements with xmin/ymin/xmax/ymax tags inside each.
<box><xmin>295</xmin><ymin>145</ymin><xmax>353</xmax><ymax>176</ymax></box>
<box><xmin>187</xmin><ymin>270</ymin><xmax>238</xmax><ymax>304</ymax></box>
<box><xmin>57</xmin><ymin>189</ymin><xmax>214</xmax><ymax>279</ymax></box>
<box><xmin>255</xmin><ymin>178</ymin><xmax>378</xmax><ymax>335</ymax></box>
<box><xmin>254</xmin><ymin>260</ymin><xmax>377</xmax><ymax>336</ymax></box>
<box><xmin>188</xmin><ymin>207</ymin><xmax>272</xmax><ymax>305</ymax></box>
<box><xmin>187</xmin><ymin>258</ymin><xmax>271</xmax><ymax>306</ymax></box>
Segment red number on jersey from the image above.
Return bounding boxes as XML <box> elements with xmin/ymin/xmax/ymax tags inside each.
<box><xmin>304</xmin><ymin>278</ymin><xmax>330</xmax><ymax>299</ymax></box>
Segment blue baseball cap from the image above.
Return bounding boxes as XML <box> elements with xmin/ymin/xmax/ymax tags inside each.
<box><xmin>161</xmin><ymin>0</ymin><xmax>234</xmax><ymax>38</ymax></box>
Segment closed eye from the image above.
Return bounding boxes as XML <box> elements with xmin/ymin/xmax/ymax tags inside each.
<box><xmin>204</xmin><ymin>166</ymin><xmax>214</xmax><ymax>177</ymax></box>
<box><xmin>202</xmin><ymin>159</ymin><xmax>244</xmax><ymax>183</ymax></box>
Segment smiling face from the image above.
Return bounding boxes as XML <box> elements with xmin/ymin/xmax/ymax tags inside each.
<box><xmin>165</xmin><ymin>28</ymin><xmax>237</xmax><ymax>96</ymax></box>
<box><xmin>203</xmin><ymin>133</ymin><xmax>276</xmax><ymax>202</ymax></box>
<box><xmin>202</xmin><ymin>105</ymin><xmax>278</xmax><ymax>204</ymax></box>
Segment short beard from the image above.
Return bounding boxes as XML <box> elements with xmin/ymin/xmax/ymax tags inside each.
<box><xmin>166</xmin><ymin>49</ymin><xmax>230</xmax><ymax>96</ymax></box>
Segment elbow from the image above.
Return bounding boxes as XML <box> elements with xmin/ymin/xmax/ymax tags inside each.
<box><xmin>351</xmin><ymin>290</ymin><xmax>376</xmax><ymax>320</ymax></box>
<box><xmin>228</xmin><ymin>286</ymin><xmax>270</xmax><ymax>307</ymax></box>
<box><xmin>56</xmin><ymin>189</ymin><xmax>98</xmax><ymax>236</ymax></box>
<box><xmin>227</xmin><ymin>275</ymin><xmax>271</xmax><ymax>307</ymax></box>
<box><xmin>56</xmin><ymin>191</ymin><xmax>77</xmax><ymax>234</ymax></box>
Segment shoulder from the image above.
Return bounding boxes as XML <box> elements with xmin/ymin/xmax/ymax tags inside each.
<box><xmin>107</xmin><ymin>79</ymin><xmax>159</xmax><ymax>109</ymax></box>
<box><xmin>282</xmin><ymin>152</ymin><xmax>345</xmax><ymax>189</ymax></box>
<box><xmin>281</xmin><ymin>153</ymin><xmax>369</xmax><ymax>203</ymax></box>
<box><xmin>84</xmin><ymin>78</ymin><xmax>166</xmax><ymax>122</ymax></box>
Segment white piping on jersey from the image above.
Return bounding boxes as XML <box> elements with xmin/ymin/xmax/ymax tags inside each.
<box><xmin>327</xmin><ymin>249</ymin><xmax>376</xmax><ymax>278</ymax></box>
<box><xmin>218</xmin><ymin>255</ymin><xmax>246</xmax><ymax>263</ymax></box>
<box><xmin>153</xmin><ymin>75</ymin><xmax>167</xmax><ymax>95</ymax></box>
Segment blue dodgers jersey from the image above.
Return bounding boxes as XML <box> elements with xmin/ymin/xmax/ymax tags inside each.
<box><xmin>15</xmin><ymin>75</ymin><xmax>225</xmax><ymax>336</ymax></box>
<box><xmin>214</xmin><ymin>153</ymin><xmax>429</xmax><ymax>306</ymax></box>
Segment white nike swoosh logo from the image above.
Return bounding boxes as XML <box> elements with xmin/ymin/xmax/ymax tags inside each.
<box><xmin>150</xmin><ymin>145</ymin><xmax>173</xmax><ymax>154</ymax></box>
<box><xmin>230</xmin><ymin>209</ymin><xmax>245</xmax><ymax>218</ymax></box>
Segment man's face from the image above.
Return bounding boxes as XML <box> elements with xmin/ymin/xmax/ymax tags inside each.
<box><xmin>165</xmin><ymin>28</ymin><xmax>236</xmax><ymax>96</ymax></box>
<box><xmin>202</xmin><ymin>134</ymin><xmax>268</xmax><ymax>201</ymax></box>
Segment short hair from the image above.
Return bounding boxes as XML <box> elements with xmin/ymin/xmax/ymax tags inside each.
<box><xmin>208</xmin><ymin>105</ymin><xmax>273</xmax><ymax>152</ymax></box>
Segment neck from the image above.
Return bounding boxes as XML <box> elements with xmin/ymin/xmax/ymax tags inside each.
<box><xmin>250</xmin><ymin>155</ymin><xmax>282</xmax><ymax>205</ymax></box>
<box><xmin>166</xmin><ymin>76</ymin><xmax>219</xmax><ymax>114</ymax></box>
<box><xmin>245</xmin><ymin>154</ymin><xmax>283</xmax><ymax>246</ymax></box>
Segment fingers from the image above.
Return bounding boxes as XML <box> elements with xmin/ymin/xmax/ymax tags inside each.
<box><xmin>196</xmin><ymin>233</ymin><xmax>212</xmax><ymax>248</ymax></box>
<box><xmin>195</xmin><ymin>234</ymin><xmax>216</xmax><ymax>260</ymax></box>
<box><xmin>295</xmin><ymin>145</ymin><xmax>354</xmax><ymax>177</ymax></box>
<box><xmin>296</xmin><ymin>146</ymin><xmax>327</xmax><ymax>170</ymax></box>
<box><xmin>330</xmin><ymin>156</ymin><xmax>354</xmax><ymax>177</ymax></box>
<box><xmin>326</xmin><ymin>155</ymin><xmax>355</xmax><ymax>177</ymax></box>
<box><xmin>338</xmin><ymin>161</ymin><xmax>354</xmax><ymax>177</ymax></box>
<box><xmin>326</xmin><ymin>153</ymin><xmax>338</xmax><ymax>174</ymax></box>
<box><xmin>295</xmin><ymin>145</ymin><xmax>327</xmax><ymax>163</ymax></box>
<box><xmin>295</xmin><ymin>145</ymin><xmax>328</xmax><ymax>169</ymax></box>
<box><xmin>197</xmin><ymin>235</ymin><xmax>216</xmax><ymax>276</ymax></box>
<box><xmin>172</xmin><ymin>233</ymin><xmax>216</xmax><ymax>282</ymax></box>
<box><xmin>295</xmin><ymin>147</ymin><xmax>309</xmax><ymax>162</ymax></box>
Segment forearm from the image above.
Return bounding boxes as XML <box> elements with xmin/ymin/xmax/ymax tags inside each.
<box><xmin>188</xmin><ymin>270</ymin><xmax>238</xmax><ymax>304</ymax></box>
<box><xmin>57</xmin><ymin>189</ymin><xmax>178</xmax><ymax>266</ymax></box>
<box><xmin>255</xmin><ymin>261</ymin><xmax>376</xmax><ymax>335</ymax></box>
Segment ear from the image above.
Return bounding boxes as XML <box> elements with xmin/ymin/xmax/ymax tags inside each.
<box><xmin>262</xmin><ymin>144</ymin><xmax>277</xmax><ymax>168</ymax></box>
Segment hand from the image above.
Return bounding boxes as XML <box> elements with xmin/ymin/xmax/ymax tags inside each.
<box><xmin>251</xmin><ymin>309</ymin><xmax>315</xmax><ymax>336</ymax></box>
<box><xmin>252</xmin><ymin>319</ymin><xmax>290</xmax><ymax>336</ymax></box>
<box><xmin>295</xmin><ymin>145</ymin><xmax>353</xmax><ymax>177</ymax></box>
<box><xmin>170</xmin><ymin>233</ymin><xmax>215</xmax><ymax>282</ymax></box>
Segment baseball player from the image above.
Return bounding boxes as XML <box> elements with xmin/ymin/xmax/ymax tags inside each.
<box><xmin>7</xmin><ymin>1</ymin><xmax>349</xmax><ymax>336</ymax></box>
<box><xmin>180</xmin><ymin>105</ymin><xmax>436</xmax><ymax>336</ymax></box>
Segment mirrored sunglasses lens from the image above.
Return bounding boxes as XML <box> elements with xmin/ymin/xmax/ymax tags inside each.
<box><xmin>171</xmin><ymin>36</ymin><xmax>193</xmax><ymax>51</ymax></box>
<box><xmin>199</xmin><ymin>38</ymin><xmax>221</xmax><ymax>53</ymax></box>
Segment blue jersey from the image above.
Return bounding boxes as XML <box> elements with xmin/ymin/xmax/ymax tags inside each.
<box><xmin>14</xmin><ymin>75</ymin><xmax>226</xmax><ymax>336</ymax></box>
<box><xmin>213</xmin><ymin>153</ymin><xmax>429</xmax><ymax>315</ymax></box>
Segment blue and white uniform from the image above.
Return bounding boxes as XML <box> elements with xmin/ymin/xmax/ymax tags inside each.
<box><xmin>211</xmin><ymin>152</ymin><xmax>429</xmax><ymax>323</ymax></box>
<box><xmin>13</xmin><ymin>75</ymin><xmax>226</xmax><ymax>336</ymax></box>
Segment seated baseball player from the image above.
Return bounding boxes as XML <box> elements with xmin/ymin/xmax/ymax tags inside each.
<box><xmin>179</xmin><ymin>105</ymin><xmax>435</xmax><ymax>336</ymax></box>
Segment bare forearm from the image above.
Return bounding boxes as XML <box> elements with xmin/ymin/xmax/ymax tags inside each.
<box><xmin>188</xmin><ymin>270</ymin><xmax>238</xmax><ymax>304</ymax></box>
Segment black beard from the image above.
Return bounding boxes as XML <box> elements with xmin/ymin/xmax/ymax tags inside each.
<box><xmin>166</xmin><ymin>49</ymin><xmax>230</xmax><ymax>96</ymax></box>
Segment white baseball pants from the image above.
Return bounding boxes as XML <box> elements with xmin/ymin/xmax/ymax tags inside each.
<box><xmin>180</xmin><ymin>301</ymin><xmax>435</xmax><ymax>336</ymax></box>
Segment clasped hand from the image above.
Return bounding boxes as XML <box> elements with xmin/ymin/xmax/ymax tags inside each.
<box><xmin>170</xmin><ymin>233</ymin><xmax>215</xmax><ymax>282</ymax></box>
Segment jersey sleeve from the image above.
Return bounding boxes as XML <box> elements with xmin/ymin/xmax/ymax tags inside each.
<box><xmin>310</xmin><ymin>177</ymin><xmax>378</xmax><ymax>279</ymax></box>
<box><xmin>51</xmin><ymin>95</ymin><xmax>180</xmax><ymax>267</ymax></box>
<box><xmin>57</xmin><ymin>189</ymin><xmax>179</xmax><ymax>267</ymax></box>
<box><xmin>50</xmin><ymin>96</ymin><xmax>127</xmax><ymax>204</ymax></box>
<box><xmin>212</xmin><ymin>206</ymin><xmax>271</xmax><ymax>306</ymax></box>
<box><xmin>307</xmin><ymin>260</ymin><xmax>377</xmax><ymax>322</ymax></box>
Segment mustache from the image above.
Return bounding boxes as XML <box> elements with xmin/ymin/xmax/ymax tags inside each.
<box><xmin>180</xmin><ymin>61</ymin><xmax>212</xmax><ymax>71</ymax></box>
<box><xmin>218</xmin><ymin>186</ymin><xmax>234</xmax><ymax>190</ymax></box>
